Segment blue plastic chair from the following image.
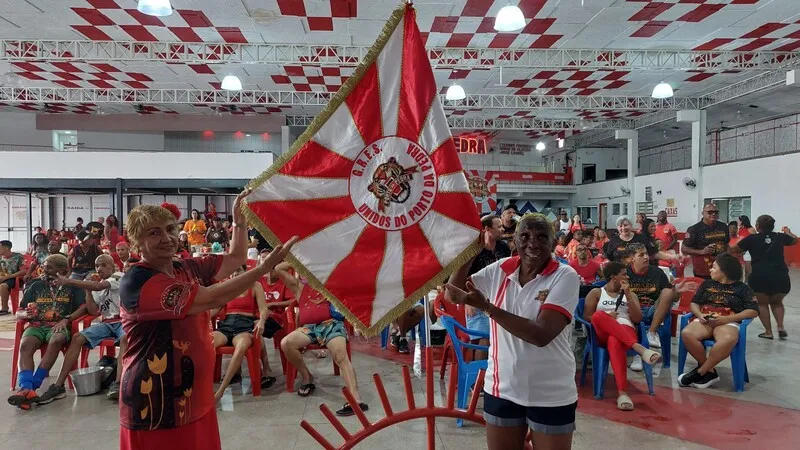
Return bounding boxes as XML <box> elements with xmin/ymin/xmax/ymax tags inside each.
<box><xmin>677</xmin><ymin>313</ymin><xmax>751</xmax><ymax>392</ymax></box>
<box><xmin>639</xmin><ymin>312</ymin><xmax>672</xmax><ymax>368</ymax></box>
<box><xmin>439</xmin><ymin>315</ymin><xmax>488</xmax><ymax>427</ymax></box>
<box><xmin>380</xmin><ymin>314</ymin><xmax>426</xmax><ymax>348</ymax></box>
<box><xmin>575</xmin><ymin>297</ymin><xmax>655</xmax><ymax>399</ymax></box>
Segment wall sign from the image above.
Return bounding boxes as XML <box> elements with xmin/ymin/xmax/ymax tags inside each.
<box><xmin>454</xmin><ymin>137</ymin><xmax>487</xmax><ymax>154</ymax></box>
<box><xmin>665</xmin><ymin>198</ymin><xmax>677</xmax><ymax>217</ymax></box>
<box><xmin>497</xmin><ymin>142</ymin><xmax>532</xmax><ymax>155</ymax></box>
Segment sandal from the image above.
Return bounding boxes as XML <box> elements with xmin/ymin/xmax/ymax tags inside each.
<box><xmin>617</xmin><ymin>394</ymin><xmax>634</xmax><ymax>411</ymax></box>
<box><xmin>260</xmin><ymin>376</ymin><xmax>276</xmax><ymax>389</ymax></box>
<box><xmin>335</xmin><ymin>402</ymin><xmax>370</xmax><ymax>417</ymax></box>
<box><xmin>778</xmin><ymin>330</ymin><xmax>788</xmax><ymax>340</ymax></box>
<box><xmin>316</xmin><ymin>350</ymin><xmax>328</xmax><ymax>359</ymax></box>
<box><xmin>298</xmin><ymin>382</ymin><xmax>316</xmax><ymax>397</ymax></box>
<box><xmin>758</xmin><ymin>332</ymin><xmax>774</xmax><ymax>340</ymax></box>
<box><xmin>641</xmin><ymin>348</ymin><xmax>662</xmax><ymax>366</ymax></box>
<box><xmin>0</xmin><ymin>310</ymin><xmax>9</xmax><ymax>316</ymax></box>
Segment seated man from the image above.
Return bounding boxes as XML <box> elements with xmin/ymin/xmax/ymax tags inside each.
<box><xmin>277</xmin><ymin>262</ymin><xmax>368</xmax><ymax>417</ymax></box>
<box><xmin>679</xmin><ymin>253</ymin><xmax>758</xmax><ymax>389</ymax></box>
<box><xmin>570</xmin><ymin>243</ymin><xmax>603</xmax><ymax>298</ymax></box>
<box><xmin>24</xmin><ymin>240</ymin><xmax>64</xmax><ymax>284</ymax></box>
<box><xmin>259</xmin><ymin>249</ymin><xmax>295</xmax><ymax>388</ymax></box>
<box><xmin>390</xmin><ymin>299</ymin><xmax>436</xmax><ymax>354</ymax></box>
<box><xmin>8</xmin><ymin>254</ymin><xmax>86</xmax><ymax>409</ymax></box>
<box><xmin>211</xmin><ymin>265</ymin><xmax>270</xmax><ymax>401</ymax></box>
<box><xmin>0</xmin><ymin>240</ymin><xmax>26</xmax><ymax>315</ymax></box>
<box><xmin>111</xmin><ymin>241</ymin><xmax>139</xmax><ymax>273</ymax></box>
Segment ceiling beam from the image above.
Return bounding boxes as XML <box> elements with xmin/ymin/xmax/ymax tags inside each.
<box><xmin>1</xmin><ymin>40</ymin><xmax>797</xmax><ymax>71</ymax></box>
<box><xmin>285</xmin><ymin>115</ymin><xmax>635</xmax><ymax>131</ymax></box>
<box><xmin>0</xmin><ymin>87</ymin><xmax>709</xmax><ymax>111</ymax></box>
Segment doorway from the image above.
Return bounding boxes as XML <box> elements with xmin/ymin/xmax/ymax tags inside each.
<box><xmin>599</xmin><ymin>203</ymin><xmax>607</xmax><ymax>230</ymax></box>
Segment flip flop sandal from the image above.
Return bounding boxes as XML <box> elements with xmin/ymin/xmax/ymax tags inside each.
<box><xmin>316</xmin><ymin>350</ymin><xmax>328</xmax><ymax>359</ymax></box>
<box><xmin>260</xmin><ymin>376</ymin><xmax>276</xmax><ymax>389</ymax></box>
<box><xmin>758</xmin><ymin>333</ymin><xmax>774</xmax><ymax>340</ymax></box>
<box><xmin>617</xmin><ymin>394</ymin><xmax>634</xmax><ymax>411</ymax></box>
<box><xmin>298</xmin><ymin>383</ymin><xmax>316</xmax><ymax>397</ymax></box>
<box><xmin>778</xmin><ymin>330</ymin><xmax>788</xmax><ymax>340</ymax></box>
<box><xmin>642</xmin><ymin>348</ymin><xmax>662</xmax><ymax>365</ymax></box>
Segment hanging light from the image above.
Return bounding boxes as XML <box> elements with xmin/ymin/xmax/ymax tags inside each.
<box><xmin>221</xmin><ymin>75</ymin><xmax>242</xmax><ymax>91</ymax></box>
<box><xmin>558</xmin><ymin>139</ymin><xmax>565</xmax><ymax>149</ymax></box>
<box><xmin>445</xmin><ymin>83</ymin><xmax>466</xmax><ymax>101</ymax></box>
<box><xmin>494</xmin><ymin>5</ymin><xmax>526</xmax><ymax>32</ymax></box>
<box><xmin>137</xmin><ymin>0</ymin><xmax>173</xmax><ymax>17</ymax></box>
<box><xmin>651</xmin><ymin>82</ymin><xmax>674</xmax><ymax>99</ymax></box>
<box><xmin>536</xmin><ymin>141</ymin><xmax>546</xmax><ymax>151</ymax></box>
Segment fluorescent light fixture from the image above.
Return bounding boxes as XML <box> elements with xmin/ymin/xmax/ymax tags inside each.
<box><xmin>558</xmin><ymin>139</ymin><xmax>564</xmax><ymax>149</ymax></box>
<box><xmin>64</xmin><ymin>131</ymin><xmax>72</xmax><ymax>134</ymax></box>
<box><xmin>245</xmin><ymin>134</ymin><xmax>251</xmax><ymax>137</ymax></box>
<box><xmin>445</xmin><ymin>84</ymin><xmax>466</xmax><ymax>101</ymax></box>
<box><xmin>536</xmin><ymin>141</ymin><xmax>546</xmax><ymax>151</ymax></box>
<box><xmin>221</xmin><ymin>75</ymin><xmax>242</xmax><ymax>91</ymax></box>
<box><xmin>137</xmin><ymin>0</ymin><xmax>172</xmax><ymax>17</ymax></box>
<box><xmin>651</xmin><ymin>81</ymin><xmax>674</xmax><ymax>99</ymax></box>
<box><xmin>494</xmin><ymin>5</ymin><xmax>526</xmax><ymax>32</ymax></box>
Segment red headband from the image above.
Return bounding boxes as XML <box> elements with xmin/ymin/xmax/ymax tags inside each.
<box><xmin>161</xmin><ymin>203</ymin><xmax>181</xmax><ymax>220</ymax></box>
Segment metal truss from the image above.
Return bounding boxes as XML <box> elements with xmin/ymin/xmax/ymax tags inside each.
<box><xmin>287</xmin><ymin>115</ymin><xmax>635</xmax><ymax>131</ymax></box>
<box><xmin>0</xmin><ymin>86</ymin><xmax>708</xmax><ymax>112</ymax></box>
<box><xmin>1</xmin><ymin>39</ymin><xmax>798</xmax><ymax>71</ymax></box>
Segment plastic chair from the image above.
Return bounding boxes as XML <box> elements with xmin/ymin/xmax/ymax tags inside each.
<box><xmin>77</xmin><ymin>316</ymin><xmax>117</xmax><ymax>370</ymax></box>
<box><xmin>670</xmin><ymin>277</ymin><xmax>704</xmax><ymax>336</ymax></box>
<box><xmin>639</xmin><ymin>312</ymin><xmax>672</xmax><ymax>368</ymax></box>
<box><xmin>439</xmin><ymin>315</ymin><xmax>488</xmax><ymax>427</ymax></box>
<box><xmin>11</xmin><ymin>319</ymin><xmax>81</xmax><ymax>391</ymax></box>
<box><xmin>283</xmin><ymin>300</ymin><xmax>352</xmax><ymax>392</ymax></box>
<box><xmin>211</xmin><ymin>314</ymin><xmax>263</xmax><ymax>397</ymax></box>
<box><xmin>677</xmin><ymin>313</ymin><xmax>751</xmax><ymax>392</ymax></box>
<box><xmin>379</xmin><ymin>305</ymin><xmax>427</xmax><ymax>349</ymax></box>
<box><xmin>433</xmin><ymin>292</ymin><xmax>469</xmax><ymax>381</ymax></box>
<box><xmin>575</xmin><ymin>298</ymin><xmax>655</xmax><ymax>399</ymax></box>
<box><xmin>9</xmin><ymin>277</ymin><xmax>23</xmax><ymax>314</ymax></box>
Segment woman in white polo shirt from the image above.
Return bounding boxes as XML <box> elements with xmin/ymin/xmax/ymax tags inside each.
<box><xmin>446</xmin><ymin>214</ymin><xmax>580</xmax><ymax>450</ymax></box>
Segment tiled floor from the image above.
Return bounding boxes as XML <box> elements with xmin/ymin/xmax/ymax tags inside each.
<box><xmin>0</xmin><ymin>270</ymin><xmax>799</xmax><ymax>449</ymax></box>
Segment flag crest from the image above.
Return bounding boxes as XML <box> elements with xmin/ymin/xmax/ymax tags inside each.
<box><xmin>244</xmin><ymin>4</ymin><xmax>481</xmax><ymax>335</ymax></box>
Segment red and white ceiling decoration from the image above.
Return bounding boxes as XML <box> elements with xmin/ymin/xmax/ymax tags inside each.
<box><xmin>0</xmin><ymin>0</ymin><xmax>798</xmax><ymax>138</ymax></box>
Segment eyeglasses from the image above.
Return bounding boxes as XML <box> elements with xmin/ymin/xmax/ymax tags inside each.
<box><xmin>705</xmin><ymin>210</ymin><xmax>720</xmax><ymax>215</ymax></box>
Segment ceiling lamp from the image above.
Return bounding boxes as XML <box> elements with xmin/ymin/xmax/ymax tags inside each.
<box><xmin>221</xmin><ymin>75</ymin><xmax>242</xmax><ymax>91</ymax></box>
<box><xmin>651</xmin><ymin>81</ymin><xmax>674</xmax><ymax>99</ymax></box>
<box><xmin>137</xmin><ymin>0</ymin><xmax>173</xmax><ymax>17</ymax></box>
<box><xmin>445</xmin><ymin>83</ymin><xmax>466</xmax><ymax>101</ymax></box>
<box><xmin>494</xmin><ymin>5</ymin><xmax>526</xmax><ymax>32</ymax></box>
<box><xmin>536</xmin><ymin>141</ymin><xmax>546</xmax><ymax>151</ymax></box>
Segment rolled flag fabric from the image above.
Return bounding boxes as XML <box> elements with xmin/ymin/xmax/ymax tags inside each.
<box><xmin>244</xmin><ymin>3</ymin><xmax>480</xmax><ymax>335</ymax></box>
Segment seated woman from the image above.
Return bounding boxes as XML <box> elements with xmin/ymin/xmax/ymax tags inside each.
<box><xmin>679</xmin><ymin>253</ymin><xmax>759</xmax><ymax>389</ymax></box>
<box><xmin>583</xmin><ymin>261</ymin><xmax>663</xmax><ymax>411</ymax></box>
<box><xmin>211</xmin><ymin>265</ymin><xmax>269</xmax><ymax>402</ymax></box>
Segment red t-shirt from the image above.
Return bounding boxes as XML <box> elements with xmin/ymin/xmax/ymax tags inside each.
<box><xmin>655</xmin><ymin>223</ymin><xmax>678</xmax><ymax>251</ymax></box>
<box><xmin>565</xmin><ymin>240</ymin><xmax>579</xmax><ymax>261</ymax></box>
<box><xmin>569</xmin><ymin>259</ymin><xmax>601</xmax><ymax>285</ymax></box>
<box><xmin>226</xmin><ymin>288</ymin><xmax>256</xmax><ymax>315</ymax></box>
<box><xmin>298</xmin><ymin>284</ymin><xmax>331</xmax><ymax>326</ymax></box>
<box><xmin>260</xmin><ymin>277</ymin><xmax>293</xmax><ymax>326</ymax></box>
<box><xmin>119</xmin><ymin>255</ymin><xmax>222</xmax><ymax>432</ymax></box>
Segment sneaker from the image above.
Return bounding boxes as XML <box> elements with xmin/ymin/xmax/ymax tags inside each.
<box><xmin>8</xmin><ymin>388</ymin><xmax>39</xmax><ymax>408</ymax></box>
<box><xmin>678</xmin><ymin>367</ymin><xmax>701</xmax><ymax>387</ymax></box>
<box><xmin>630</xmin><ymin>355</ymin><xmax>643</xmax><ymax>372</ymax></box>
<box><xmin>335</xmin><ymin>402</ymin><xmax>370</xmax><ymax>417</ymax></box>
<box><xmin>36</xmin><ymin>384</ymin><xmax>66</xmax><ymax>405</ymax></box>
<box><xmin>390</xmin><ymin>333</ymin><xmax>400</xmax><ymax>348</ymax></box>
<box><xmin>397</xmin><ymin>338</ymin><xmax>410</xmax><ymax>354</ymax></box>
<box><xmin>691</xmin><ymin>370</ymin><xmax>719</xmax><ymax>389</ymax></box>
<box><xmin>107</xmin><ymin>381</ymin><xmax>120</xmax><ymax>400</ymax></box>
<box><xmin>646</xmin><ymin>331</ymin><xmax>662</xmax><ymax>349</ymax></box>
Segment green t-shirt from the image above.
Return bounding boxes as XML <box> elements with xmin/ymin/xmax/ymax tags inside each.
<box><xmin>21</xmin><ymin>279</ymin><xmax>85</xmax><ymax>325</ymax></box>
<box><xmin>0</xmin><ymin>252</ymin><xmax>23</xmax><ymax>278</ymax></box>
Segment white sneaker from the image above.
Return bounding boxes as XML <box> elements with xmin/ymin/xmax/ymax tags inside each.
<box><xmin>647</xmin><ymin>331</ymin><xmax>661</xmax><ymax>348</ymax></box>
<box><xmin>630</xmin><ymin>355</ymin><xmax>643</xmax><ymax>372</ymax></box>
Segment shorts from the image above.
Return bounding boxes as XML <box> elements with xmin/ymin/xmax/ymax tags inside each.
<box><xmin>70</xmin><ymin>271</ymin><xmax>89</xmax><ymax>281</ymax></box>
<box><xmin>120</xmin><ymin>408</ymin><xmax>221</xmax><ymax>450</ymax></box>
<box><xmin>483</xmin><ymin>393</ymin><xmax>576</xmax><ymax>435</ymax></box>
<box><xmin>22</xmin><ymin>325</ymin><xmax>70</xmax><ymax>343</ymax></box>
<box><xmin>691</xmin><ymin>318</ymin><xmax>740</xmax><ymax>330</ymax></box>
<box><xmin>748</xmin><ymin>271</ymin><xmax>791</xmax><ymax>295</ymax></box>
<box><xmin>1</xmin><ymin>278</ymin><xmax>16</xmax><ymax>290</ymax></box>
<box><xmin>640</xmin><ymin>304</ymin><xmax>656</xmax><ymax>324</ymax></box>
<box><xmin>80</xmin><ymin>321</ymin><xmax>125</xmax><ymax>349</ymax></box>
<box><xmin>216</xmin><ymin>314</ymin><xmax>256</xmax><ymax>345</ymax></box>
<box><xmin>300</xmin><ymin>319</ymin><xmax>347</xmax><ymax>346</ymax></box>
<box><xmin>465</xmin><ymin>311</ymin><xmax>489</xmax><ymax>340</ymax></box>
<box><xmin>262</xmin><ymin>316</ymin><xmax>283</xmax><ymax>339</ymax></box>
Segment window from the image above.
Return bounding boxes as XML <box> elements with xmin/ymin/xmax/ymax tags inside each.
<box><xmin>623</xmin><ymin>203</ymin><xmax>629</xmax><ymax>215</ymax></box>
<box><xmin>612</xmin><ymin>203</ymin><xmax>620</xmax><ymax>215</ymax></box>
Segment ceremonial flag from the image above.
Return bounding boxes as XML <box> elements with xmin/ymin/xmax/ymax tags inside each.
<box><xmin>244</xmin><ymin>3</ymin><xmax>481</xmax><ymax>335</ymax></box>
<box><xmin>464</xmin><ymin>170</ymin><xmax>498</xmax><ymax>214</ymax></box>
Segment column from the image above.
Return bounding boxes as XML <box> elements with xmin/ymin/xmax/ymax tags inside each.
<box><xmin>677</xmin><ymin>110</ymin><xmax>707</xmax><ymax>220</ymax></box>
<box><xmin>281</xmin><ymin>125</ymin><xmax>290</xmax><ymax>155</ymax></box>
<box><xmin>615</xmin><ymin>130</ymin><xmax>638</xmax><ymax>218</ymax></box>
<box><xmin>26</xmin><ymin>192</ymin><xmax>33</xmax><ymax>248</ymax></box>
<box><xmin>115</xmin><ymin>178</ymin><xmax>124</xmax><ymax>229</ymax></box>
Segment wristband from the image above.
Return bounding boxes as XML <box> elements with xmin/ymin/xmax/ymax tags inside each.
<box><xmin>484</xmin><ymin>302</ymin><xmax>496</xmax><ymax>318</ymax></box>
<box><xmin>232</xmin><ymin>223</ymin><xmax>241</xmax><ymax>228</ymax></box>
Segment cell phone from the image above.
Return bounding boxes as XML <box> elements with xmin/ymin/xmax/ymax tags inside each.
<box><xmin>703</xmin><ymin>314</ymin><xmax>715</xmax><ymax>321</ymax></box>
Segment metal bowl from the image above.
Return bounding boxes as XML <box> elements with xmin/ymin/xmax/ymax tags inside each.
<box><xmin>69</xmin><ymin>366</ymin><xmax>112</xmax><ymax>396</ymax></box>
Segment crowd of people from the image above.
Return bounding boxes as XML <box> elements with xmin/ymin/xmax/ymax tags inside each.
<box><xmin>0</xmin><ymin>197</ymin><xmax>795</xmax><ymax>450</ymax></box>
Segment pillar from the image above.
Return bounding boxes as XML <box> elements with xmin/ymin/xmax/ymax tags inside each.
<box><xmin>677</xmin><ymin>110</ymin><xmax>707</xmax><ymax>220</ymax></box>
<box><xmin>281</xmin><ymin>125</ymin><xmax>290</xmax><ymax>155</ymax></box>
<box><xmin>26</xmin><ymin>192</ymin><xmax>33</xmax><ymax>248</ymax></box>
<box><xmin>115</xmin><ymin>178</ymin><xmax>124</xmax><ymax>228</ymax></box>
<box><xmin>615</xmin><ymin>130</ymin><xmax>638</xmax><ymax>218</ymax></box>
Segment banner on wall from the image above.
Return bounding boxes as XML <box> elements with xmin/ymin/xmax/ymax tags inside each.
<box><xmin>497</xmin><ymin>142</ymin><xmax>533</xmax><ymax>155</ymax></box>
<box><xmin>464</xmin><ymin>170</ymin><xmax>497</xmax><ymax>214</ymax></box>
<box><xmin>665</xmin><ymin>198</ymin><xmax>678</xmax><ymax>217</ymax></box>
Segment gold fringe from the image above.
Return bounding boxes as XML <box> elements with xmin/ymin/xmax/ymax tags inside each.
<box><xmin>241</xmin><ymin>3</ymin><xmax>482</xmax><ymax>336</ymax></box>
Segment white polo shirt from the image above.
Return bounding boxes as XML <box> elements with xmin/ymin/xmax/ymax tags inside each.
<box><xmin>471</xmin><ymin>257</ymin><xmax>579</xmax><ymax>407</ymax></box>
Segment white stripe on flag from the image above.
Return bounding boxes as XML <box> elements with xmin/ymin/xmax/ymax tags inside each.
<box><xmin>416</xmin><ymin>210</ymin><xmax>480</xmax><ymax>268</ymax></box>
<box><xmin>437</xmin><ymin>172</ymin><xmax>470</xmax><ymax>193</ymax></box>
<box><xmin>375</xmin><ymin>15</ymin><xmax>405</xmax><ymax>137</ymax></box>
<box><xmin>248</xmin><ymin>174</ymin><xmax>348</xmax><ymax>202</ymax></box>
<box><xmin>292</xmin><ymin>214</ymin><xmax>368</xmax><ymax>284</ymax></box>
<box><xmin>417</xmin><ymin>97</ymin><xmax>451</xmax><ymax>154</ymax></box>
<box><xmin>370</xmin><ymin>231</ymin><xmax>405</xmax><ymax>326</ymax></box>
<box><xmin>313</xmin><ymin>104</ymin><xmax>364</xmax><ymax>161</ymax></box>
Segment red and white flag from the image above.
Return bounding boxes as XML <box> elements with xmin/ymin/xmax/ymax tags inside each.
<box><xmin>244</xmin><ymin>3</ymin><xmax>480</xmax><ymax>335</ymax></box>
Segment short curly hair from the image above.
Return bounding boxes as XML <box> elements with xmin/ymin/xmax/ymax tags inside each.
<box><xmin>45</xmin><ymin>254</ymin><xmax>69</xmax><ymax>272</ymax></box>
<box><xmin>127</xmin><ymin>205</ymin><xmax>178</xmax><ymax>251</ymax></box>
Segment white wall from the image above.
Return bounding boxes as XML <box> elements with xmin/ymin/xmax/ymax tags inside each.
<box><xmin>573</xmin><ymin>147</ymin><xmax>627</xmax><ymax>184</ymax></box>
<box><xmin>0</xmin><ymin>112</ymin><xmax>53</xmax><ymax>147</ymax></box>
<box><xmin>79</xmin><ymin>131</ymin><xmax>165</xmax><ymax>151</ymax></box>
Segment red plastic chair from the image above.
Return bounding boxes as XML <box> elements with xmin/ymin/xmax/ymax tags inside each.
<box><xmin>670</xmin><ymin>277</ymin><xmax>703</xmax><ymax>336</ymax></box>
<box><xmin>9</xmin><ymin>277</ymin><xmax>24</xmax><ymax>314</ymax></box>
<box><xmin>211</xmin><ymin>313</ymin><xmax>262</xmax><ymax>397</ymax></box>
<box><xmin>77</xmin><ymin>316</ymin><xmax>117</xmax><ymax>369</ymax></box>
<box><xmin>433</xmin><ymin>292</ymin><xmax>470</xmax><ymax>381</ymax></box>
<box><xmin>10</xmin><ymin>318</ymin><xmax>82</xmax><ymax>391</ymax></box>
<box><xmin>283</xmin><ymin>300</ymin><xmax>351</xmax><ymax>392</ymax></box>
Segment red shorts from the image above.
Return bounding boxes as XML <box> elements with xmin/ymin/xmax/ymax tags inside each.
<box><xmin>120</xmin><ymin>408</ymin><xmax>221</xmax><ymax>450</ymax></box>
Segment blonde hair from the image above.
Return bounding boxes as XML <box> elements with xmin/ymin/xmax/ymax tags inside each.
<box><xmin>45</xmin><ymin>254</ymin><xmax>69</xmax><ymax>272</ymax></box>
<box><xmin>95</xmin><ymin>254</ymin><xmax>115</xmax><ymax>266</ymax></box>
<box><xmin>127</xmin><ymin>205</ymin><xmax>177</xmax><ymax>251</ymax></box>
